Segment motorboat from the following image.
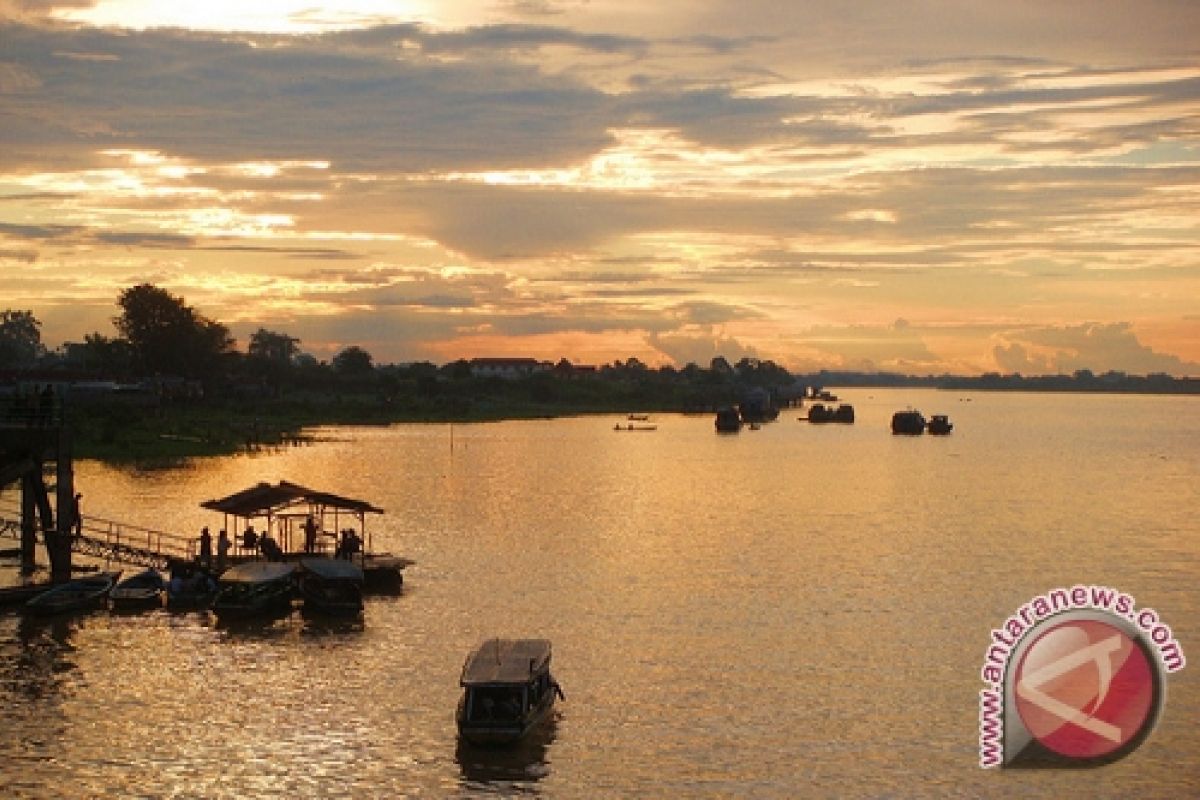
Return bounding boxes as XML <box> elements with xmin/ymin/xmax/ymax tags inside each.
<box><xmin>714</xmin><ymin>406</ymin><xmax>742</xmax><ymax>433</ymax></box>
<box><xmin>23</xmin><ymin>570</ymin><xmax>121</xmax><ymax>616</ymax></box>
<box><xmin>110</xmin><ymin>568</ymin><xmax>165</xmax><ymax>610</ymax></box>
<box><xmin>927</xmin><ymin>414</ymin><xmax>954</xmax><ymax>435</ymax></box>
<box><xmin>166</xmin><ymin>569</ymin><xmax>218</xmax><ymax>611</ymax></box>
<box><xmin>457</xmin><ymin>638</ymin><xmax>563</xmax><ymax>745</ymax></box>
<box><xmin>891</xmin><ymin>409</ymin><xmax>927</xmax><ymax>435</ymax></box>
<box><xmin>212</xmin><ymin>561</ymin><xmax>296</xmax><ymax>619</ymax></box>
<box><xmin>297</xmin><ymin>557</ymin><xmax>364</xmax><ymax>615</ymax></box>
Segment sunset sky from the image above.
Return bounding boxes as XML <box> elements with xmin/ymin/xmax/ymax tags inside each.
<box><xmin>1</xmin><ymin>1</ymin><xmax>1197</xmax><ymax>375</ymax></box>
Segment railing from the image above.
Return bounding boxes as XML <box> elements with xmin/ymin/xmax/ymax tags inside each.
<box><xmin>0</xmin><ymin>498</ymin><xmax>196</xmax><ymax>570</ymax></box>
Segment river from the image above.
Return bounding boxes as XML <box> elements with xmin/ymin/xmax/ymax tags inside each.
<box><xmin>0</xmin><ymin>388</ymin><xmax>1197</xmax><ymax>797</ymax></box>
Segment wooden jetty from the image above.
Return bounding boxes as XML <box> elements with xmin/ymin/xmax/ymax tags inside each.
<box><xmin>2</xmin><ymin>395</ymin><xmax>410</xmax><ymax>590</ymax></box>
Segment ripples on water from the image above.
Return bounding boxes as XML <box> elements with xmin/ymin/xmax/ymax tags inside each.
<box><xmin>0</xmin><ymin>389</ymin><xmax>1197</xmax><ymax>798</ymax></box>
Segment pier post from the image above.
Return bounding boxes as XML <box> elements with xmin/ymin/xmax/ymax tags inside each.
<box><xmin>20</xmin><ymin>472</ymin><xmax>37</xmax><ymax>574</ymax></box>
<box><xmin>52</xmin><ymin>425</ymin><xmax>74</xmax><ymax>580</ymax></box>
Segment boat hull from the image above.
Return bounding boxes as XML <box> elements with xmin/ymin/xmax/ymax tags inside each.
<box><xmin>23</xmin><ymin>571</ymin><xmax>121</xmax><ymax>616</ymax></box>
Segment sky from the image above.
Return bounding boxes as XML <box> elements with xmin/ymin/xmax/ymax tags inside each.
<box><xmin>1</xmin><ymin>1</ymin><xmax>1198</xmax><ymax>375</ymax></box>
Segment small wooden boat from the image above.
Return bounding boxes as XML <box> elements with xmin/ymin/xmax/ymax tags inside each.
<box><xmin>166</xmin><ymin>570</ymin><xmax>218</xmax><ymax>611</ymax></box>
<box><xmin>457</xmin><ymin>638</ymin><xmax>563</xmax><ymax>745</ymax></box>
<box><xmin>110</xmin><ymin>568</ymin><xmax>165</xmax><ymax>610</ymax></box>
<box><xmin>927</xmin><ymin>414</ymin><xmax>954</xmax><ymax>435</ymax></box>
<box><xmin>891</xmin><ymin>409</ymin><xmax>926</xmax><ymax>435</ymax></box>
<box><xmin>298</xmin><ymin>557</ymin><xmax>364</xmax><ymax>615</ymax></box>
<box><xmin>23</xmin><ymin>571</ymin><xmax>121</xmax><ymax>616</ymax></box>
<box><xmin>213</xmin><ymin>561</ymin><xmax>296</xmax><ymax>619</ymax></box>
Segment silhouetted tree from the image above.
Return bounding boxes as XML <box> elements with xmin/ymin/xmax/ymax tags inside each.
<box><xmin>332</xmin><ymin>345</ymin><xmax>374</xmax><ymax>376</ymax></box>
<box><xmin>0</xmin><ymin>309</ymin><xmax>44</xmax><ymax>368</ymax></box>
<box><xmin>61</xmin><ymin>333</ymin><xmax>135</xmax><ymax>375</ymax></box>
<box><xmin>248</xmin><ymin>328</ymin><xmax>300</xmax><ymax>366</ymax></box>
<box><xmin>113</xmin><ymin>284</ymin><xmax>234</xmax><ymax>379</ymax></box>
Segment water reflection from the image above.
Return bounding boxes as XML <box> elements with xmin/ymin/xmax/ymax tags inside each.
<box><xmin>3</xmin><ymin>613</ymin><xmax>78</xmax><ymax>701</ymax></box>
<box><xmin>455</xmin><ymin>715</ymin><xmax>558</xmax><ymax>790</ymax></box>
<box><xmin>299</xmin><ymin>612</ymin><xmax>365</xmax><ymax>637</ymax></box>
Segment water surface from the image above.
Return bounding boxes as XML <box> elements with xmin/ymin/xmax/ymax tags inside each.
<box><xmin>1</xmin><ymin>388</ymin><xmax>1197</xmax><ymax>797</ymax></box>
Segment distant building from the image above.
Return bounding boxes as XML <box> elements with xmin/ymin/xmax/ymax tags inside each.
<box><xmin>468</xmin><ymin>358</ymin><xmax>551</xmax><ymax>380</ymax></box>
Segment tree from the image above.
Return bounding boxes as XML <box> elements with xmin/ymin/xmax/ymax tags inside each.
<box><xmin>61</xmin><ymin>333</ymin><xmax>135</xmax><ymax>375</ymax></box>
<box><xmin>114</xmin><ymin>284</ymin><xmax>234</xmax><ymax>378</ymax></box>
<box><xmin>248</xmin><ymin>328</ymin><xmax>300</xmax><ymax>366</ymax></box>
<box><xmin>332</xmin><ymin>345</ymin><xmax>374</xmax><ymax>376</ymax></box>
<box><xmin>0</xmin><ymin>309</ymin><xmax>44</xmax><ymax>368</ymax></box>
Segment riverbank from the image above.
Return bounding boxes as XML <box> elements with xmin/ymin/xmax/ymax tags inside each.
<box><xmin>67</xmin><ymin>394</ymin><xmax>681</xmax><ymax>462</ymax></box>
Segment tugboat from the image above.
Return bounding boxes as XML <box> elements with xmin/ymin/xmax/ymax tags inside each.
<box><xmin>927</xmin><ymin>414</ymin><xmax>953</xmax><ymax>435</ymax></box>
<box><xmin>891</xmin><ymin>409</ymin><xmax>926</xmax><ymax>435</ymax></box>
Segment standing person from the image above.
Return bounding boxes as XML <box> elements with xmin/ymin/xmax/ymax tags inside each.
<box><xmin>303</xmin><ymin>515</ymin><xmax>318</xmax><ymax>554</ymax></box>
<box><xmin>71</xmin><ymin>492</ymin><xmax>83</xmax><ymax>539</ymax></box>
<box><xmin>216</xmin><ymin>529</ymin><xmax>232</xmax><ymax>571</ymax></box>
<box><xmin>198</xmin><ymin>526</ymin><xmax>212</xmax><ymax>569</ymax></box>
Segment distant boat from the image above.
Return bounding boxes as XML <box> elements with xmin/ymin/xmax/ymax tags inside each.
<box><xmin>213</xmin><ymin>561</ymin><xmax>296</xmax><ymax>619</ymax></box>
<box><xmin>626</xmin><ymin>413</ymin><xmax>650</xmax><ymax>421</ymax></box>
<box><xmin>24</xmin><ymin>571</ymin><xmax>121</xmax><ymax>616</ymax></box>
<box><xmin>927</xmin><ymin>414</ymin><xmax>954</xmax><ymax>435</ymax></box>
<box><xmin>806</xmin><ymin>403</ymin><xmax>854</xmax><ymax>423</ymax></box>
<box><xmin>891</xmin><ymin>410</ymin><xmax>927</xmax><ymax>435</ymax></box>
<box><xmin>110</xmin><ymin>568</ymin><xmax>165</xmax><ymax>611</ymax></box>
<box><xmin>715</xmin><ymin>406</ymin><xmax>742</xmax><ymax>433</ymax></box>
<box><xmin>457</xmin><ymin>638</ymin><xmax>563</xmax><ymax>745</ymax></box>
<box><xmin>298</xmin><ymin>557</ymin><xmax>364</xmax><ymax>616</ymax></box>
<box><xmin>614</xmin><ymin>422</ymin><xmax>657</xmax><ymax>431</ymax></box>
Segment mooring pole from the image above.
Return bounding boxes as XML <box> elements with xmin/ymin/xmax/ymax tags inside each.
<box><xmin>52</xmin><ymin>423</ymin><xmax>74</xmax><ymax>581</ymax></box>
<box><xmin>20</xmin><ymin>471</ymin><xmax>37</xmax><ymax>575</ymax></box>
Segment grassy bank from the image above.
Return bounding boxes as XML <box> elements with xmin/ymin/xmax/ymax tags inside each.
<box><xmin>67</xmin><ymin>394</ymin><xmax>684</xmax><ymax>462</ymax></box>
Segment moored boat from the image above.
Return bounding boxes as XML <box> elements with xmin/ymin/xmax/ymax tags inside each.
<box><xmin>23</xmin><ymin>570</ymin><xmax>121</xmax><ymax>616</ymax></box>
<box><xmin>927</xmin><ymin>414</ymin><xmax>953</xmax><ymax>435</ymax></box>
<box><xmin>891</xmin><ymin>409</ymin><xmax>926</xmax><ymax>435</ymax></box>
<box><xmin>298</xmin><ymin>557</ymin><xmax>364</xmax><ymax>615</ymax></box>
<box><xmin>166</xmin><ymin>568</ymin><xmax>218</xmax><ymax>611</ymax></box>
<box><xmin>457</xmin><ymin>638</ymin><xmax>563</xmax><ymax>745</ymax></box>
<box><xmin>212</xmin><ymin>561</ymin><xmax>296</xmax><ymax>619</ymax></box>
<box><xmin>110</xmin><ymin>568</ymin><xmax>165</xmax><ymax>611</ymax></box>
<box><xmin>715</xmin><ymin>406</ymin><xmax>742</xmax><ymax>433</ymax></box>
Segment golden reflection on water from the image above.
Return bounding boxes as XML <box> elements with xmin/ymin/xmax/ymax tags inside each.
<box><xmin>0</xmin><ymin>389</ymin><xmax>1197</xmax><ymax>797</ymax></box>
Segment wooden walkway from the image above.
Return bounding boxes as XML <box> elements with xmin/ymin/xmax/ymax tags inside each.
<box><xmin>0</xmin><ymin>504</ymin><xmax>196</xmax><ymax>571</ymax></box>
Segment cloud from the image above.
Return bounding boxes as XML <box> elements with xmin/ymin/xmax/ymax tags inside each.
<box><xmin>996</xmin><ymin>322</ymin><xmax>1200</xmax><ymax>376</ymax></box>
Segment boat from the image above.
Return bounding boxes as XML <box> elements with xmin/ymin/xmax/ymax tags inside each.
<box><xmin>714</xmin><ymin>406</ymin><xmax>742</xmax><ymax>433</ymax></box>
<box><xmin>166</xmin><ymin>569</ymin><xmax>218</xmax><ymax>611</ymax></box>
<box><xmin>110</xmin><ymin>568</ymin><xmax>165</xmax><ymax>610</ymax></box>
<box><xmin>927</xmin><ymin>414</ymin><xmax>954</xmax><ymax>435</ymax></box>
<box><xmin>806</xmin><ymin>403</ymin><xmax>855</xmax><ymax>424</ymax></box>
<box><xmin>737</xmin><ymin>387</ymin><xmax>780</xmax><ymax>424</ymax></box>
<box><xmin>23</xmin><ymin>570</ymin><xmax>121</xmax><ymax>616</ymax></box>
<box><xmin>891</xmin><ymin>409</ymin><xmax>927</xmax><ymax>435</ymax></box>
<box><xmin>457</xmin><ymin>638</ymin><xmax>563</xmax><ymax>745</ymax></box>
<box><xmin>614</xmin><ymin>422</ymin><xmax>657</xmax><ymax>431</ymax></box>
<box><xmin>626</xmin><ymin>414</ymin><xmax>650</xmax><ymax>421</ymax></box>
<box><xmin>212</xmin><ymin>561</ymin><xmax>296</xmax><ymax>619</ymax></box>
<box><xmin>297</xmin><ymin>557</ymin><xmax>364</xmax><ymax>615</ymax></box>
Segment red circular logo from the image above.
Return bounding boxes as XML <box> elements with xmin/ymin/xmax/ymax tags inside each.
<box><xmin>1014</xmin><ymin>619</ymin><xmax>1157</xmax><ymax>760</ymax></box>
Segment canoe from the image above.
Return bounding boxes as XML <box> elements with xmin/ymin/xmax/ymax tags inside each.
<box><xmin>24</xmin><ymin>571</ymin><xmax>122</xmax><ymax>616</ymax></box>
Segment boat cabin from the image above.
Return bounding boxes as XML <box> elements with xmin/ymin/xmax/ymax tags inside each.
<box><xmin>457</xmin><ymin>638</ymin><xmax>560</xmax><ymax>745</ymax></box>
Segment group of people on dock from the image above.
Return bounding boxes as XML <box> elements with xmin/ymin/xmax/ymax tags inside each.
<box><xmin>196</xmin><ymin>527</ymin><xmax>233</xmax><ymax>571</ymax></box>
<box><xmin>196</xmin><ymin>520</ymin><xmax>361</xmax><ymax>568</ymax></box>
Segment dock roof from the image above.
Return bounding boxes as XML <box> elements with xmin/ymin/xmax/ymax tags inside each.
<box><xmin>200</xmin><ymin>480</ymin><xmax>383</xmax><ymax>518</ymax></box>
<box><xmin>460</xmin><ymin>638</ymin><xmax>552</xmax><ymax>686</ymax></box>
